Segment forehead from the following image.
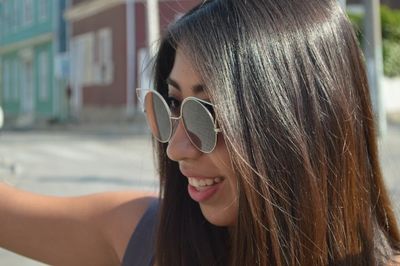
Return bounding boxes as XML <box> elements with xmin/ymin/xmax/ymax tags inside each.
<box><xmin>168</xmin><ymin>49</ymin><xmax>204</xmax><ymax>95</ymax></box>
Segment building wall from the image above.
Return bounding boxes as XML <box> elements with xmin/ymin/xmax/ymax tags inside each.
<box><xmin>34</xmin><ymin>43</ymin><xmax>53</xmax><ymax>117</ymax></box>
<box><xmin>0</xmin><ymin>0</ymin><xmax>53</xmax><ymax>46</ymax></box>
<box><xmin>159</xmin><ymin>0</ymin><xmax>199</xmax><ymax>29</ymax></box>
<box><xmin>71</xmin><ymin>4</ymin><xmax>127</xmax><ymax>106</ymax></box>
<box><xmin>58</xmin><ymin>0</ymin><xmax>69</xmax><ymax>53</ymax></box>
<box><xmin>1</xmin><ymin>52</ymin><xmax>21</xmax><ymax>114</ymax></box>
<box><xmin>69</xmin><ymin>1</ymin><xmax>146</xmax><ymax>108</ymax></box>
<box><xmin>72</xmin><ymin>0</ymin><xmax>88</xmax><ymax>5</ymax></box>
<box><xmin>67</xmin><ymin>0</ymin><xmax>200</xmax><ymax>120</ymax></box>
<box><xmin>0</xmin><ymin>0</ymin><xmax>67</xmax><ymax>126</ymax></box>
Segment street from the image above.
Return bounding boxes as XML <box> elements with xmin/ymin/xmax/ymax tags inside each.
<box><xmin>0</xmin><ymin>122</ymin><xmax>399</xmax><ymax>265</ymax></box>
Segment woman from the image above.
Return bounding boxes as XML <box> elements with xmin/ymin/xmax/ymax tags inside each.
<box><xmin>0</xmin><ymin>0</ymin><xmax>399</xmax><ymax>265</ymax></box>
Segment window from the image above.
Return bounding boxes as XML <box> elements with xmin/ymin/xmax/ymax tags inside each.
<box><xmin>82</xmin><ymin>33</ymin><xmax>94</xmax><ymax>85</ymax></box>
<box><xmin>95</xmin><ymin>28</ymin><xmax>113</xmax><ymax>85</ymax></box>
<box><xmin>38</xmin><ymin>51</ymin><xmax>49</xmax><ymax>101</ymax></box>
<box><xmin>12</xmin><ymin>59</ymin><xmax>19</xmax><ymax>99</ymax></box>
<box><xmin>3</xmin><ymin>60</ymin><xmax>10</xmax><ymax>100</ymax></box>
<box><xmin>0</xmin><ymin>1</ymin><xmax>3</xmax><ymax>39</ymax></box>
<box><xmin>23</xmin><ymin>0</ymin><xmax>33</xmax><ymax>26</ymax></box>
<box><xmin>38</xmin><ymin>0</ymin><xmax>48</xmax><ymax>21</ymax></box>
<box><xmin>11</xmin><ymin>0</ymin><xmax>18</xmax><ymax>32</ymax></box>
<box><xmin>71</xmin><ymin>29</ymin><xmax>114</xmax><ymax>87</ymax></box>
<box><xmin>2</xmin><ymin>0</ymin><xmax>9</xmax><ymax>34</ymax></box>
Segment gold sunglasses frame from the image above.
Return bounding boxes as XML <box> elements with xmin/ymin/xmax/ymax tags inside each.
<box><xmin>136</xmin><ymin>88</ymin><xmax>222</xmax><ymax>153</ymax></box>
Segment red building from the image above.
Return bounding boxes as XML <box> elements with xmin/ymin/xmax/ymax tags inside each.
<box><xmin>65</xmin><ymin>0</ymin><xmax>199</xmax><ymax>121</ymax></box>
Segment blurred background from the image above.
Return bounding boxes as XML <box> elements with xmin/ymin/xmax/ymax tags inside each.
<box><xmin>0</xmin><ymin>0</ymin><xmax>399</xmax><ymax>265</ymax></box>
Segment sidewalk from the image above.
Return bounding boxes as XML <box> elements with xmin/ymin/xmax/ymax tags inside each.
<box><xmin>22</xmin><ymin>112</ymin><xmax>149</xmax><ymax>136</ymax></box>
<box><xmin>380</xmin><ymin>117</ymin><xmax>400</xmax><ymax>219</ymax></box>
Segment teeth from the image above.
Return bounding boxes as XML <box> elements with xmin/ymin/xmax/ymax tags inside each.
<box><xmin>190</xmin><ymin>178</ymin><xmax>197</xmax><ymax>187</ymax></box>
<box><xmin>188</xmin><ymin>177</ymin><xmax>223</xmax><ymax>188</ymax></box>
<box><xmin>199</xmin><ymin>179</ymin><xmax>206</xmax><ymax>187</ymax></box>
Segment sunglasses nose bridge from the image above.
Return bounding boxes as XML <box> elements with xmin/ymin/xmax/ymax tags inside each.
<box><xmin>170</xmin><ymin>117</ymin><xmax>181</xmax><ymax>137</ymax></box>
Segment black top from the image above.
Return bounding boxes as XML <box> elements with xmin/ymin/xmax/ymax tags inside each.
<box><xmin>122</xmin><ymin>199</ymin><xmax>159</xmax><ymax>266</ymax></box>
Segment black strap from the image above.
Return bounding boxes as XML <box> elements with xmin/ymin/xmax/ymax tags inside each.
<box><xmin>122</xmin><ymin>199</ymin><xmax>159</xmax><ymax>266</ymax></box>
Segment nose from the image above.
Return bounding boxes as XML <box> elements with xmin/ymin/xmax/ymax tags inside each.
<box><xmin>166</xmin><ymin>119</ymin><xmax>202</xmax><ymax>162</ymax></box>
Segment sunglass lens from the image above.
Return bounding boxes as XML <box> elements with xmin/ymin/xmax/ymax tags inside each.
<box><xmin>182</xmin><ymin>100</ymin><xmax>216</xmax><ymax>153</ymax></box>
<box><xmin>144</xmin><ymin>92</ymin><xmax>171</xmax><ymax>142</ymax></box>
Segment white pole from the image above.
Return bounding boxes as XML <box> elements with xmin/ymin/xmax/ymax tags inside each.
<box><xmin>146</xmin><ymin>0</ymin><xmax>160</xmax><ymax>57</ymax></box>
<box><xmin>126</xmin><ymin>0</ymin><xmax>136</xmax><ymax>116</ymax></box>
<box><xmin>363</xmin><ymin>0</ymin><xmax>386</xmax><ymax>136</ymax></box>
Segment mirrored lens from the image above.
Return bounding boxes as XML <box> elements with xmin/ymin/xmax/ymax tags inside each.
<box><xmin>182</xmin><ymin>100</ymin><xmax>216</xmax><ymax>153</ymax></box>
<box><xmin>144</xmin><ymin>92</ymin><xmax>171</xmax><ymax>142</ymax></box>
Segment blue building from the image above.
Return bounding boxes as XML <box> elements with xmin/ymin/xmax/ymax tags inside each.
<box><xmin>0</xmin><ymin>0</ymin><xmax>69</xmax><ymax>127</ymax></box>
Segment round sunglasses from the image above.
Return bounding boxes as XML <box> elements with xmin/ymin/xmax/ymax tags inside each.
<box><xmin>137</xmin><ymin>89</ymin><xmax>222</xmax><ymax>153</ymax></box>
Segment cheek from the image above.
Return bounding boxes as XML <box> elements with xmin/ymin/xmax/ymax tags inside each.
<box><xmin>210</xmin><ymin>139</ymin><xmax>239</xmax><ymax>226</ymax></box>
<box><xmin>213</xmin><ymin>136</ymin><xmax>235</xmax><ymax>177</ymax></box>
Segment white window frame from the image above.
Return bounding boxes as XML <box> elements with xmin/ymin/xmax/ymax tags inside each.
<box><xmin>83</xmin><ymin>33</ymin><xmax>94</xmax><ymax>86</ymax></box>
<box><xmin>22</xmin><ymin>0</ymin><xmax>33</xmax><ymax>26</ymax></box>
<box><xmin>38</xmin><ymin>0</ymin><xmax>48</xmax><ymax>21</ymax></box>
<box><xmin>3</xmin><ymin>0</ymin><xmax>9</xmax><ymax>34</ymax></box>
<box><xmin>72</xmin><ymin>30</ymin><xmax>114</xmax><ymax>87</ymax></box>
<box><xmin>38</xmin><ymin>51</ymin><xmax>49</xmax><ymax>101</ymax></box>
<box><xmin>0</xmin><ymin>1</ymin><xmax>3</xmax><ymax>40</ymax></box>
<box><xmin>96</xmin><ymin>28</ymin><xmax>113</xmax><ymax>85</ymax></box>
<box><xmin>11</xmin><ymin>0</ymin><xmax>18</xmax><ymax>32</ymax></box>
<box><xmin>12</xmin><ymin>59</ymin><xmax>19</xmax><ymax>99</ymax></box>
<box><xmin>3</xmin><ymin>60</ymin><xmax>10</xmax><ymax>101</ymax></box>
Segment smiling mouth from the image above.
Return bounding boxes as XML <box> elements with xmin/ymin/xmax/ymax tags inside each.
<box><xmin>187</xmin><ymin>177</ymin><xmax>224</xmax><ymax>191</ymax></box>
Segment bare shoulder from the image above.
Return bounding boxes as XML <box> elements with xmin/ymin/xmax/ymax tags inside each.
<box><xmin>69</xmin><ymin>190</ymin><xmax>158</xmax><ymax>262</ymax></box>
<box><xmin>387</xmin><ymin>255</ymin><xmax>400</xmax><ymax>266</ymax></box>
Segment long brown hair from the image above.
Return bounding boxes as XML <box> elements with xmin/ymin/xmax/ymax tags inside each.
<box><xmin>152</xmin><ymin>0</ymin><xmax>400</xmax><ymax>265</ymax></box>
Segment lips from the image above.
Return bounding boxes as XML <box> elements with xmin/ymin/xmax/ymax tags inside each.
<box><xmin>187</xmin><ymin>181</ymin><xmax>222</xmax><ymax>202</ymax></box>
<box><xmin>180</xmin><ymin>168</ymin><xmax>224</xmax><ymax>202</ymax></box>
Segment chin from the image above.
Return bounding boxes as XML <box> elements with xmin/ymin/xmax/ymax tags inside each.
<box><xmin>199</xmin><ymin>202</ymin><xmax>238</xmax><ymax>227</ymax></box>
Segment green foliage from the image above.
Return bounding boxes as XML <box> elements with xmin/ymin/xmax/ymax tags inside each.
<box><xmin>347</xmin><ymin>5</ymin><xmax>400</xmax><ymax>77</ymax></box>
<box><xmin>383</xmin><ymin>40</ymin><xmax>400</xmax><ymax>77</ymax></box>
<box><xmin>381</xmin><ymin>5</ymin><xmax>400</xmax><ymax>41</ymax></box>
<box><xmin>347</xmin><ymin>12</ymin><xmax>363</xmax><ymax>43</ymax></box>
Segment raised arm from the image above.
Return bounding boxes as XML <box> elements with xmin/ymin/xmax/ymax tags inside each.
<box><xmin>0</xmin><ymin>183</ymin><xmax>157</xmax><ymax>266</ymax></box>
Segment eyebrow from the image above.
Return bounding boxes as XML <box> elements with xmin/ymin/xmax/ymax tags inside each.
<box><xmin>166</xmin><ymin>77</ymin><xmax>205</xmax><ymax>94</ymax></box>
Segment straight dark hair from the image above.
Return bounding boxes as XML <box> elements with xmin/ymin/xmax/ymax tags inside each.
<box><xmin>152</xmin><ymin>0</ymin><xmax>400</xmax><ymax>265</ymax></box>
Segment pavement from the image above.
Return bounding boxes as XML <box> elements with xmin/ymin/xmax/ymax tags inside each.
<box><xmin>0</xmin><ymin>118</ymin><xmax>399</xmax><ymax>266</ymax></box>
<box><xmin>379</xmin><ymin>118</ymin><xmax>400</xmax><ymax>218</ymax></box>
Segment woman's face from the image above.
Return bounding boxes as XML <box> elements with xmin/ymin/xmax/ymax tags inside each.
<box><xmin>166</xmin><ymin>49</ymin><xmax>239</xmax><ymax>227</ymax></box>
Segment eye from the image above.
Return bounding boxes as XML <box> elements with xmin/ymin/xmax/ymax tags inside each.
<box><xmin>166</xmin><ymin>96</ymin><xmax>181</xmax><ymax>116</ymax></box>
<box><xmin>201</xmin><ymin>101</ymin><xmax>215</xmax><ymax>117</ymax></box>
